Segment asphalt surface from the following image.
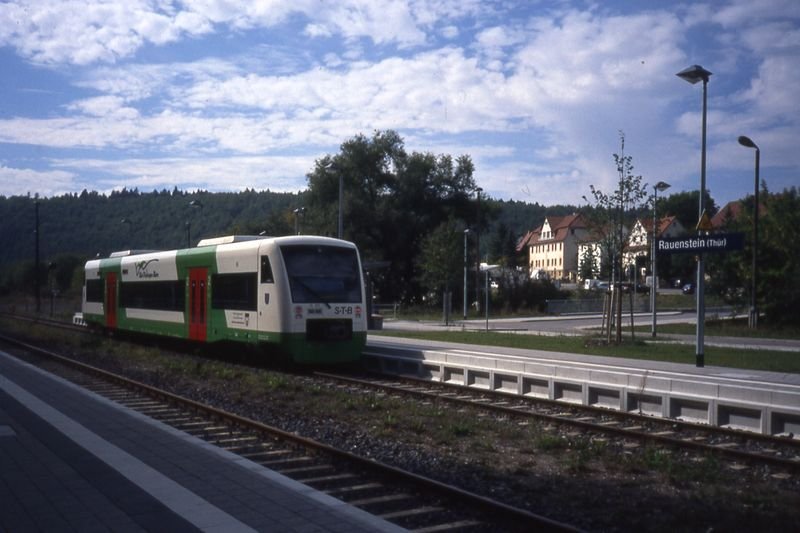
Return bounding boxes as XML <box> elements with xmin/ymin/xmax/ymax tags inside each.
<box><xmin>379</xmin><ymin>311</ymin><xmax>800</xmax><ymax>353</ymax></box>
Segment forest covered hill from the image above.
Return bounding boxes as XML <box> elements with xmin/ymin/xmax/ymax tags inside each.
<box><xmin>0</xmin><ymin>188</ymin><xmax>574</xmax><ymax>290</ymax></box>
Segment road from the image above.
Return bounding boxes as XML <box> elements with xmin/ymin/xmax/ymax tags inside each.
<box><xmin>380</xmin><ymin>310</ymin><xmax>800</xmax><ymax>353</ymax></box>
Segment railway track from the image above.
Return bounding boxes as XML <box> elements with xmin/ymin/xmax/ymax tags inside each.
<box><xmin>0</xmin><ymin>332</ymin><xmax>578</xmax><ymax>532</ymax></box>
<box><xmin>5</xmin><ymin>312</ymin><xmax>800</xmax><ymax>474</ymax></box>
<box><xmin>317</xmin><ymin>371</ymin><xmax>800</xmax><ymax>475</ymax></box>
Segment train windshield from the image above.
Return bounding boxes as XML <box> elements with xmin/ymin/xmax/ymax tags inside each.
<box><xmin>280</xmin><ymin>245</ymin><xmax>362</xmax><ymax>304</ymax></box>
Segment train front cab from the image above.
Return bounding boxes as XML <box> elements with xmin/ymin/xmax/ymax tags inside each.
<box><xmin>259</xmin><ymin>238</ymin><xmax>368</xmax><ymax>365</ymax></box>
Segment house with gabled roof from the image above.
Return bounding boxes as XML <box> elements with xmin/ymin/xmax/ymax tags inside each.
<box><xmin>711</xmin><ymin>200</ymin><xmax>747</xmax><ymax>229</ymax></box>
<box><xmin>623</xmin><ymin>216</ymin><xmax>685</xmax><ymax>277</ymax></box>
<box><xmin>517</xmin><ymin>214</ymin><xmax>589</xmax><ymax>281</ymax></box>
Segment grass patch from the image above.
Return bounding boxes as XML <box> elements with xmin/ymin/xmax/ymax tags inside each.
<box><xmin>373</xmin><ymin>329</ymin><xmax>800</xmax><ymax>373</ymax></box>
<box><xmin>640</xmin><ymin>317</ymin><xmax>800</xmax><ymax>340</ymax></box>
<box><xmin>626</xmin><ymin>447</ymin><xmax>724</xmax><ymax>484</ymax></box>
<box><xmin>534</xmin><ymin>432</ymin><xmax>567</xmax><ymax>451</ymax></box>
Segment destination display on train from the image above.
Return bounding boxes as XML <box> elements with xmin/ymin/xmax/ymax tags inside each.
<box><xmin>657</xmin><ymin>232</ymin><xmax>745</xmax><ymax>254</ymax></box>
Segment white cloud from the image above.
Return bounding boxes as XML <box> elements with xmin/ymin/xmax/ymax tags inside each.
<box><xmin>476</xmin><ymin>25</ymin><xmax>524</xmax><ymax>49</ymax></box>
<box><xmin>0</xmin><ymin>1</ymin><xmax>207</xmax><ymax>65</ymax></box>
<box><xmin>0</xmin><ymin>0</ymin><xmax>471</xmax><ymax>66</ymax></box>
<box><xmin>0</xmin><ymin>165</ymin><xmax>79</xmax><ymax>197</ymax></box>
<box><xmin>440</xmin><ymin>25</ymin><xmax>459</xmax><ymax>39</ymax></box>
<box><xmin>735</xmin><ymin>55</ymin><xmax>800</xmax><ymax>120</ymax></box>
<box><xmin>67</xmin><ymin>96</ymin><xmax>140</xmax><ymax>119</ymax></box>
<box><xmin>712</xmin><ymin>0</ymin><xmax>800</xmax><ymax>28</ymax></box>
<box><xmin>49</xmin><ymin>155</ymin><xmax>314</xmax><ymax>193</ymax></box>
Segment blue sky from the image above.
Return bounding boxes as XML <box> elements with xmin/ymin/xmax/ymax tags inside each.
<box><xmin>0</xmin><ymin>1</ymin><xmax>798</xmax><ymax>209</ymax></box>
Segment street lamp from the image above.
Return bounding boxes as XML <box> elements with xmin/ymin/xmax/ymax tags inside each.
<box><xmin>480</xmin><ymin>262</ymin><xmax>499</xmax><ymax>332</ymax></box>
<box><xmin>474</xmin><ymin>187</ymin><xmax>483</xmax><ymax>313</ymax></box>
<box><xmin>34</xmin><ymin>198</ymin><xmax>41</xmax><ymax>313</ymax></box>
<box><xmin>463</xmin><ymin>229</ymin><xmax>470</xmax><ymax>319</ymax></box>
<box><xmin>323</xmin><ymin>162</ymin><xmax>343</xmax><ymax>239</ymax></box>
<box><xmin>651</xmin><ymin>181</ymin><xmax>670</xmax><ymax>337</ymax></box>
<box><xmin>47</xmin><ymin>261</ymin><xmax>57</xmax><ymax>317</ymax></box>
<box><xmin>187</xmin><ymin>200</ymin><xmax>203</xmax><ymax>248</ymax></box>
<box><xmin>121</xmin><ymin>218</ymin><xmax>133</xmax><ymax>248</ymax></box>
<box><xmin>738</xmin><ymin>135</ymin><xmax>760</xmax><ymax>329</ymax></box>
<box><xmin>293</xmin><ymin>207</ymin><xmax>306</xmax><ymax>235</ymax></box>
<box><xmin>677</xmin><ymin>63</ymin><xmax>712</xmax><ymax>368</ymax></box>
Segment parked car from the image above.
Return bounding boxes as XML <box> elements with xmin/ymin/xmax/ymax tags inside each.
<box><xmin>634</xmin><ymin>283</ymin><xmax>650</xmax><ymax>294</ymax></box>
<box><xmin>682</xmin><ymin>282</ymin><xmax>695</xmax><ymax>295</ymax></box>
<box><xmin>617</xmin><ymin>282</ymin><xmax>650</xmax><ymax>293</ymax></box>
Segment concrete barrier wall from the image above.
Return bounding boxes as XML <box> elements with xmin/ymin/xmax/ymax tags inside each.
<box><xmin>363</xmin><ymin>345</ymin><xmax>800</xmax><ymax>437</ymax></box>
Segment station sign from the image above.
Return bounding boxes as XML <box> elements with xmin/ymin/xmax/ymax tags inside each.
<box><xmin>657</xmin><ymin>232</ymin><xmax>745</xmax><ymax>254</ymax></box>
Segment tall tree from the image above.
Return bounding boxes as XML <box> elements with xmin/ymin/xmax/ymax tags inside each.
<box><xmin>305</xmin><ymin>130</ymin><xmax>478</xmax><ymax>304</ymax></box>
<box><xmin>417</xmin><ymin>219</ymin><xmax>463</xmax><ymax>302</ymax></box>
<box><xmin>708</xmin><ymin>187</ymin><xmax>800</xmax><ymax>325</ymax></box>
<box><xmin>660</xmin><ymin>190</ymin><xmax>718</xmax><ymax>232</ymax></box>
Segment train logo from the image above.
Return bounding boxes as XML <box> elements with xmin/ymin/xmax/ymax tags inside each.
<box><xmin>134</xmin><ymin>259</ymin><xmax>160</xmax><ymax>279</ymax></box>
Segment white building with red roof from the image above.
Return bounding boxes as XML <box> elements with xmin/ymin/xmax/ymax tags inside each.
<box><xmin>517</xmin><ymin>214</ymin><xmax>589</xmax><ymax>281</ymax></box>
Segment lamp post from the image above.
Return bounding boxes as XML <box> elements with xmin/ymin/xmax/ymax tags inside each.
<box><xmin>322</xmin><ymin>162</ymin><xmax>343</xmax><ymax>239</ymax></box>
<box><xmin>121</xmin><ymin>218</ymin><xmax>132</xmax><ymax>248</ymax></box>
<box><xmin>48</xmin><ymin>261</ymin><xmax>57</xmax><ymax>317</ymax></box>
<box><xmin>187</xmin><ymin>200</ymin><xmax>203</xmax><ymax>248</ymax></box>
<box><xmin>677</xmin><ymin>64</ymin><xmax>712</xmax><ymax>368</ymax></box>
<box><xmin>650</xmin><ymin>181</ymin><xmax>670</xmax><ymax>337</ymax></box>
<box><xmin>463</xmin><ymin>229</ymin><xmax>470</xmax><ymax>320</ymax></box>
<box><xmin>338</xmin><ymin>171</ymin><xmax>343</xmax><ymax>239</ymax></box>
<box><xmin>474</xmin><ymin>187</ymin><xmax>483</xmax><ymax>313</ymax></box>
<box><xmin>293</xmin><ymin>207</ymin><xmax>306</xmax><ymax>235</ymax></box>
<box><xmin>480</xmin><ymin>263</ymin><xmax>499</xmax><ymax>332</ymax></box>
<box><xmin>738</xmin><ymin>135</ymin><xmax>760</xmax><ymax>329</ymax></box>
<box><xmin>34</xmin><ymin>199</ymin><xmax>41</xmax><ymax>313</ymax></box>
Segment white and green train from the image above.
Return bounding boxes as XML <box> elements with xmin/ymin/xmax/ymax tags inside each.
<box><xmin>82</xmin><ymin>235</ymin><xmax>368</xmax><ymax>364</ymax></box>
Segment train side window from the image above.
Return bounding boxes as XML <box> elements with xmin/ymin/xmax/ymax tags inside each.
<box><xmin>212</xmin><ymin>273</ymin><xmax>258</xmax><ymax>311</ymax></box>
<box><xmin>261</xmin><ymin>256</ymin><xmax>274</xmax><ymax>284</ymax></box>
<box><xmin>119</xmin><ymin>280</ymin><xmax>185</xmax><ymax>311</ymax></box>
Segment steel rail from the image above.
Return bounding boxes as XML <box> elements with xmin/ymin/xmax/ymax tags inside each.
<box><xmin>317</xmin><ymin>371</ymin><xmax>800</xmax><ymax>473</ymax></box>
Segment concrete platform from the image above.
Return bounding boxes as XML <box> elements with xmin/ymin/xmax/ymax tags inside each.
<box><xmin>0</xmin><ymin>349</ymin><xmax>404</xmax><ymax>532</ymax></box>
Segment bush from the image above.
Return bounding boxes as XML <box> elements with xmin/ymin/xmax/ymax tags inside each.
<box><xmin>495</xmin><ymin>276</ymin><xmax>566</xmax><ymax>313</ymax></box>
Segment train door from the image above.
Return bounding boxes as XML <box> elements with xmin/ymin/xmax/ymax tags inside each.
<box><xmin>105</xmin><ymin>272</ymin><xmax>117</xmax><ymax>329</ymax></box>
<box><xmin>189</xmin><ymin>268</ymin><xmax>207</xmax><ymax>341</ymax></box>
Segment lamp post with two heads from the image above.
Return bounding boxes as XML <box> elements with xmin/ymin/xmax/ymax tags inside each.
<box><xmin>651</xmin><ymin>181</ymin><xmax>670</xmax><ymax>337</ymax></box>
<box><xmin>293</xmin><ymin>207</ymin><xmax>306</xmax><ymax>235</ymax></box>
